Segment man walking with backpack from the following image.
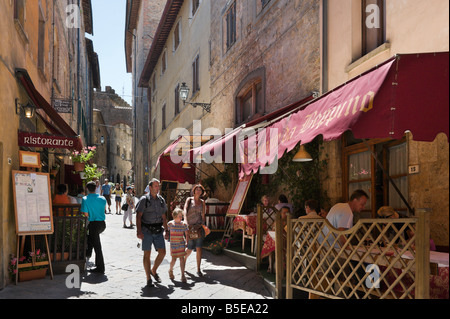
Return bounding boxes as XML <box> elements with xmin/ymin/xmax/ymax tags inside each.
<box><xmin>136</xmin><ymin>178</ymin><xmax>169</xmax><ymax>286</ymax></box>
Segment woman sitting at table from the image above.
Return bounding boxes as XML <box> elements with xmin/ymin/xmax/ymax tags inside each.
<box><xmin>274</xmin><ymin>194</ymin><xmax>294</xmax><ymax>215</ymax></box>
<box><xmin>261</xmin><ymin>195</ymin><xmax>274</xmax><ymax>229</ymax></box>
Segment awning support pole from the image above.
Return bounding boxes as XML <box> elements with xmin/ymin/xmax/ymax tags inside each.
<box><xmin>362</xmin><ymin>139</ymin><xmax>414</xmax><ymax>215</ymax></box>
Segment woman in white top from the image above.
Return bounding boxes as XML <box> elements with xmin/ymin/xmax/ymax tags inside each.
<box><xmin>123</xmin><ymin>186</ymin><xmax>135</xmax><ymax>228</ymax></box>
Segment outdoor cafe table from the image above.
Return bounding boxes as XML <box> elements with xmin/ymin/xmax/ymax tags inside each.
<box><xmin>261</xmin><ymin>231</ymin><xmax>276</xmax><ymax>259</ymax></box>
<box><xmin>330</xmin><ymin>245</ymin><xmax>449</xmax><ymax>299</ymax></box>
<box><xmin>233</xmin><ymin>214</ymin><xmax>258</xmax><ymax>235</ymax></box>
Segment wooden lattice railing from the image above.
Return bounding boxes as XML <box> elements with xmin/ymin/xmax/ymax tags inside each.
<box><xmin>285</xmin><ymin>209</ymin><xmax>431</xmax><ymax>299</ymax></box>
<box><xmin>256</xmin><ymin>205</ymin><xmax>279</xmax><ymax>269</ymax></box>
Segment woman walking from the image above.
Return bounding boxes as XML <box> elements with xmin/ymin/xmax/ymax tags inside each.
<box><xmin>112</xmin><ymin>183</ymin><xmax>124</xmax><ymax>214</ymax></box>
<box><xmin>183</xmin><ymin>184</ymin><xmax>206</xmax><ymax>276</ymax></box>
<box><xmin>123</xmin><ymin>186</ymin><xmax>135</xmax><ymax>228</ymax></box>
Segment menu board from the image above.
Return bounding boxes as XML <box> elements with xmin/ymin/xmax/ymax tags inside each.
<box><xmin>12</xmin><ymin>171</ymin><xmax>54</xmax><ymax>235</ymax></box>
<box><xmin>226</xmin><ymin>174</ymin><xmax>253</xmax><ymax>216</ymax></box>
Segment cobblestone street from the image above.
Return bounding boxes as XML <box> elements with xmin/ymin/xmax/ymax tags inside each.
<box><xmin>0</xmin><ymin>196</ymin><xmax>271</xmax><ymax>300</ymax></box>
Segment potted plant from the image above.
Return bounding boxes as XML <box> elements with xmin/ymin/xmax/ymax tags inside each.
<box><xmin>82</xmin><ymin>163</ymin><xmax>103</xmax><ymax>184</ymax></box>
<box><xmin>72</xmin><ymin>146</ymin><xmax>97</xmax><ymax>171</ymax></box>
<box><xmin>9</xmin><ymin>250</ymin><xmax>49</xmax><ymax>282</ymax></box>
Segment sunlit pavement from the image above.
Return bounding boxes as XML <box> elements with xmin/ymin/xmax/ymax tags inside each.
<box><xmin>0</xmin><ymin>195</ymin><xmax>271</xmax><ymax>299</ymax></box>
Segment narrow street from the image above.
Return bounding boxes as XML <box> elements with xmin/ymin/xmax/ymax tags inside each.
<box><xmin>0</xmin><ymin>195</ymin><xmax>271</xmax><ymax>300</ymax></box>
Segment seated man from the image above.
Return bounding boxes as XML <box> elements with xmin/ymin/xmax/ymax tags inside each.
<box><xmin>324</xmin><ymin>189</ymin><xmax>369</xmax><ymax>247</ymax></box>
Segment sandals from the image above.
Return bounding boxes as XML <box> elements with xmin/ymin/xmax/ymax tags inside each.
<box><xmin>151</xmin><ymin>270</ymin><xmax>162</xmax><ymax>283</ymax></box>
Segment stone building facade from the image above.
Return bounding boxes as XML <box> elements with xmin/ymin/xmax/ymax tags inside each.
<box><xmin>207</xmin><ymin>0</ymin><xmax>321</xmax><ymax>200</ymax></box>
<box><xmin>93</xmin><ymin>86</ymin><xmax>133</xmax><ymax>187</ymax></box>
<box><xmin>0</xmin><ymin>0</ymin><xmax>99</xmax><ymax>288</ymax></box>
<box><xmin>125</xmin><ymin>0</ymin><xmax>165</xmax><ymax>194</ymax></box>
<box><xmin>321</xmin><ymin>0</ymin><xmax>449</xmax><ymax>248</ymax></box>
<box><xmin>138</xmin><ymin>0</ymin><xmax>212</xmax><ymax>185</ymax></box>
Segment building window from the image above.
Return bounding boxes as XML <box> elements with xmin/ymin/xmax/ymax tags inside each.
<box><xmin>225</xmin><ymin>1</ymin><xmax>236</xmax><ymax>51</ymax></box>
<box><xmin>192</xmin><ymin>55</ymin><xmax>200</xmax><ymax>94</ymax></box>
<box><xmin>151</xmin><ymin>73</ymin><xmax>156</xmax><ymax>96</ymax></box>
<box><xmin>38</xmin><ymin>7</ymin><xmax>45</xmax><ymax>70</ymax></box>
<box><xmin>362</xmin><ymin>0</ymin><xmax>385</xmax><ymax>55</ymax></box>
<box><xmin>161</xmin><ymin>49</ymin><xmax>167</xmax><ymax>74</ymax></box>
<box><xmin>236</xmin><ymin>80</ymin><xmax>264</xmax><ymax>125</ymax></box>
<box><xmin>173</xmin><ymin>20</ymin><xmax>181</xmax><ymax>51</ymax></box>
<box><xmin>14</xmin><ymin>0</ymin><xmax>26</xmax><ymax>27</ymax></box>
<box><xmin>152</xmin><ymin>118</ymin><xmax>156</xmax><ymax>142</ymax></box>
<box><xmin>192</xmin><ymin>0</ymin><xmax>200</xmax><ymax>16</ymax></box>
<box><xmin>162</xmin><ymin>104</ymin><xmax>166</xmax><ymax>130</ymax></box>
<box><xmin>174</xmin><ymin>83</ymin><xmax>180</xmax><ymax>115</ymax></box>
<box><xmin>342</xmin><ymin>132</ymin><xmax>408</xmax><ymax>218</ymax></box>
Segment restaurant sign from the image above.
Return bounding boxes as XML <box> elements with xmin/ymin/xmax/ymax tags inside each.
<box><xmin>53</xmin><ymin>99</ymin><xmax>72</xmax><ymax>113</ymax></box>
<box><xmin>18</xmin><ymin>132</ymin><xmax>81</xmax><ymax>150</ymax></box>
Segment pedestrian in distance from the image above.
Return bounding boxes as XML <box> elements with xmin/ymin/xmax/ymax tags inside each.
<box><xmin>136</xmin><ymin>178</ymin><xmax>169</xmax><ymax>287</ymax></box>
<box><xmin>183</xmin><ymin>184</ymin><xmax>206</xmax><ymax>277</ymax></box>
<box><xmin>167</xmin><ymin>207</ymin><xmax>188</xmax><ymax>283</ymax></box>
<box><xmin>101</xmin><ymin>179</ymin><xmax>112</xmax><ymax>214</ymax></box>
<box><xmin>123</xmin><ymin>186</ymin><xmax>135</xmax><ymax>228</ymax></box>
<box><xmin>81</xmin><ymin>181</ymin><xmax>107</xmax><ymax>274</ymax></box>
<box><xmin>112</xmin><ymin>183</ymin><xmax>124</xmax><ymax>215</ymax></box>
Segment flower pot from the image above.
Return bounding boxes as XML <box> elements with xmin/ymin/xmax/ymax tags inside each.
<box><xmin>74</xmin><ymin>162</ymin><xmax>85</xmax><ymax>172</ymax></box>
<box><xmin>19</xmin><ymin>268</ymin><xmax>48</xmax><ymax>282</ymax></box>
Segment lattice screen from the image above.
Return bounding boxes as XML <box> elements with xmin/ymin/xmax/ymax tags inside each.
<box><xmin>287</xmin><ymin>218</ymin><xmax>418</xmax><ymax>299</ymax></box>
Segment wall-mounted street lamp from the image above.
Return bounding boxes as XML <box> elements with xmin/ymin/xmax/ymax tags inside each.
<box><xmin>15</xmin><ymin>98</ymin><xmax>36</xmax><ymax>119</ymax></box>
<box><xmin>179</xmin><ymin>82</ymin><xmax>211</xmax><ymax>113</ymax></box>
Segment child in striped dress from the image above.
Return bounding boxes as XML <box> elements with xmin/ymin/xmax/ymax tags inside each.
<box><xmin>168</xmin><ymin>208</ymin><xmax>188</xmax><ymax>283</ymax></box>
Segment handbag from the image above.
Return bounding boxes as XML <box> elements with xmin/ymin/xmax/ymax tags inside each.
<box><xmin>121</xmin><ymin>203</ymin><xmax>129</xmax><ymax>211</ymax></box>
<box><xmin>188</xmin><ymin>224</ymin><xmax>203</xmax><ymax>240</ymax></box>
<box><xmin>202</xmin><ymin>225</ymin><xmax>211</xmax><ymax>237</ymax></box>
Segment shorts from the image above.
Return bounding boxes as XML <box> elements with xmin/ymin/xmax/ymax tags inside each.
<box><xmin>142</xmin><ymin>228</ymin><xmax>166</xmax><ymax>251</ymax></box>
<box><xmin>115</xmin><ymin>196</ymin><xmax>122</xmax><ymax>203</ymax></box>
<box><xmin>187</xmin><ymin>236</ymin><xmax>204</xmax><ymax>251</ymax></box>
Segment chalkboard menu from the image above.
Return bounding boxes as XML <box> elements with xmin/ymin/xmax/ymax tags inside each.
<box><xmin>12</xmin><ymin>171</ymin><xmax>54</xmax><ymax>235</ymax></box>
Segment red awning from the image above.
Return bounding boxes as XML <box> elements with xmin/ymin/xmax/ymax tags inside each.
<box><xmin>239</xmin><ymin>52</ymin><xmax>449</xmax><ymax>178</ymax></box>
<box><xmin>15</xmin><ymin>68</ymin><xmax>83</xmax><ymax>150</ymax></box>
<box><xmin>159</xmin><ymin>155</ymin><xmax>196</xmax><ymax>184</ymax></box>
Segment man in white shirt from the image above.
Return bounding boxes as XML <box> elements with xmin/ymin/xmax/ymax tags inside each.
<box><xmin>324</xmin><ymin>189</ymin><xmax>369</xmax><ymax>247</ymax></box>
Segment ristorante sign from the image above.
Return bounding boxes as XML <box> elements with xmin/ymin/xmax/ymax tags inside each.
<box><xmin>18</xmin><ymin>132</ymin><xmax>82</xmax><ymax>150</ymax></box>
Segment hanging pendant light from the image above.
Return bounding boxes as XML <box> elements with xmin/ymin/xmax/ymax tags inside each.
<box><xmin>292</xmin><ymin>145</ymin><xmax>313</xmax><ymax>162</ymax></box>
<box><xmin>182</xmin><ymin>163</ymin><xmax>192</xmax><ymax>169</ymax></box>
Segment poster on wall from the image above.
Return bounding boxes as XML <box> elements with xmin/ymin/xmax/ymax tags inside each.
<box><xmin>226</xmin><ymin>174</ymin><xmax>253</xmax><ymax>216</ymax></box>
<box><xmin>12</xmin><ymin>171</ymin><xmax>54</xmax><ymax>235</ymax></box>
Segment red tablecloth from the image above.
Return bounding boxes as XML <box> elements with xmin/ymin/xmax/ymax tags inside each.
<box><xmin>233</xmin><ymin>215</ymin><xmax>258</xmax><ymax>235</ymax></box>
<box><xmin>261</xmin><ymin>231</ymin><xmax>276</xmax><ymax>259</ymax></box>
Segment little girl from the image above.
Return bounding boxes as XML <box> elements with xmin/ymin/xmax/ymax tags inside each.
<box><xmin>167</xmin><ymin>207</ymin><xmax>188</xmax><ymax>283</ymax></box>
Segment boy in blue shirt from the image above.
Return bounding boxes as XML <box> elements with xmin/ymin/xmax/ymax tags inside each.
<box><xmin>81</xmin><ymin>181</ymin><xmax>107</xmax><ymax>273</ymax></box>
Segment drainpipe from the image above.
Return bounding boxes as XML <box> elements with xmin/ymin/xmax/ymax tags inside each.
<box><xmin>322</xmin><ymin>0</ymin><xmax>328</xmax><ymax>94</ymax></box>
